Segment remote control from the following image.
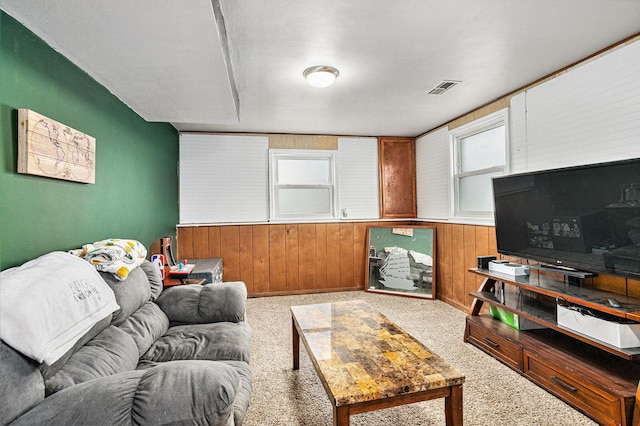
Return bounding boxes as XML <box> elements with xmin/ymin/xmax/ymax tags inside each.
<box><xmin>607</xmin><ymin>298</ymin><xmax>621</xmax><ymax>308</ymax></box>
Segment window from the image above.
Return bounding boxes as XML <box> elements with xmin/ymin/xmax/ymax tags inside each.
<box><xmin>451</xmin><ymin>108</ymin><xmax>508</xmax><ymax>220</ymax></box>
<box><xmin>269</xmin><ymin>149</ymin><xmax>338</xmax><ymax>220</ymax></box>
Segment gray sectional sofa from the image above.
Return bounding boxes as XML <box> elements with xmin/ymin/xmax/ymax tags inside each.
<box><xmin>0</xmin><ymin>253</ymin><xmax>252</xmax><ymax>425</ymax></box>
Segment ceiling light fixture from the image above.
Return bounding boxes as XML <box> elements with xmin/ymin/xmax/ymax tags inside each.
<box><xmin>303</xmin><ymin>66</ymin><xmax>339</xmax><ymax>88</ymax></box>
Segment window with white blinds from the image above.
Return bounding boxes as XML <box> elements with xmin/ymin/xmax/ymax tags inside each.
<box><xmin>337</xmin><ymin>137</ymin><xmax>379</xmax><ymax>219</ymax></box>
<box><xmin>416</xmin><ymin>108</ymin><xmax>508</xmax><ymax>225</ymax></box>
<box><xmin>416</xmin><ymin>128</ymin><xmax>450</xmax><ymax>220</ymax></box>
<box><xmin>451</xmin><ymin>109</ymin><xmax>508</xmax><ymax>220</ymax></box>
<box><xmin>179</xmin><ymin>134</ymin><xmax>269</xmax><ymax>224</ymax></box>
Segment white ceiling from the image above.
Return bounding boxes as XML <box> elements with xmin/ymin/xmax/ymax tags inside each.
<box><xmin>2</xmin><ymin>0</ymin><xmax>640</xmax><ymax>137</ymax></box>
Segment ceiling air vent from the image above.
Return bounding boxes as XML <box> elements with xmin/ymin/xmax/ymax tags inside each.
<box><xmin>428</xmin><ymin>80</ymin><xmax>461</xmax><ymax>95</ymax></box>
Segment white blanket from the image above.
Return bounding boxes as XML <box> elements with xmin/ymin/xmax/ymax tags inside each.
<box><xmin>0</xmin><ymin>252</ymin><xmax>119</xmax><ymax>365</ymax></box>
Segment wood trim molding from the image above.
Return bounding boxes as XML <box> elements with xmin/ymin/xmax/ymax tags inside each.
<box><xmin>268</xmin><ymin>134</ymin><xmax>338</xmax><ymax>150</ymax></box>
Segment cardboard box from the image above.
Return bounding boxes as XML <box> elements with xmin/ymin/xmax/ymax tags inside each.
<box><xmin>557</xmin><ymin>305</ymin><xmax>640</xmax><ymax>348</ymax></box>
<box><xmin>490</xmin><ymin>305</ymin><xmax>545</xmax><ymax>330</ymax></box>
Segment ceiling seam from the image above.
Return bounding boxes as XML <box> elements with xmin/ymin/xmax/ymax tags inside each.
<box><xmin>211</xmin><ymin>0</ymin><xmax>240</xmax><ymax>122</ymax></box>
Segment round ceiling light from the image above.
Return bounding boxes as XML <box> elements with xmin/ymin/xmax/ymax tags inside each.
<box><xmin>303</xmin><ymin>65</ymin><xmax>339</xmax><ymax>88</ymax></box>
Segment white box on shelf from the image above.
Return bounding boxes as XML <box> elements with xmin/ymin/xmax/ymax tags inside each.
<box><xmin>557</xmin><ymin>305</ymin><xmax>640</xmax><ymax>348</ymax></box>
<box><xmin>488</xmin><ymin>260</ymin><xmax>530</xmax><ymax>276</ymax></box>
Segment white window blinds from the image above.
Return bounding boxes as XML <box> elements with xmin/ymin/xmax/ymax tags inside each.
<box><xmin>524</xmin><ymin>40</ymin><xmax>640</xmax><ymax>172</ymax></box>
<box><xmin>416</xmin><ymin>128</ymin><xmax>449</xmax><ymax>220</ymax></box>
<box><xmin>338</xmin><ymin>137</ymin><xmax>379</xmax><ymax>219</ymax></box>
<box><xmin>179</xmin><ymin>134</ymin><xmax>269</xmax><ymax>224</ymax></box>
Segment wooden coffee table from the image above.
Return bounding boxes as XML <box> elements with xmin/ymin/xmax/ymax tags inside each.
<box><xmin>291</xmin><ymin>300</ymin><xmax>465</xmax><ymax>425</ymax></box>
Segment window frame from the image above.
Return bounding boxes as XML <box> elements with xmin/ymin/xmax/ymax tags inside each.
<box><xmin>450</xmin><ymin>108</ymin><xmax>510</xmax><ymax>222</ymax></box>
<box><xmin>269</xmin><ymin>149</ymin><xmax>339</xmax><ymax>221</ymax></box>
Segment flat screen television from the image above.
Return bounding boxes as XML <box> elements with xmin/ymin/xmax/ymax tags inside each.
<box><xmin>492</xmin><ymin>158</ymin><xmax>640</xmax><ymax>279</ymax></box>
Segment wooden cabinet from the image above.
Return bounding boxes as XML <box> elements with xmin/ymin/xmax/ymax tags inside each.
<box><xmin>378</xmin><ymin>137</ymin><xmax>416</xmax><ymax>218</ymax></box>
<box><xmin>523</xmin><ymin>350</ymin><xmax>625</xmax><ymax>426</ymax></box>
<box><xmin>465</xmin><ymin>313</ymin><xmax>523</xmax><ymax>370</ymax></box>
<box><xmin>466</xmin><ymin>315</ymin><xmax>639</xmax><ymax>425</ymax></box>
<box><xmin>466</xmin><ymin>269</ymin><xmax>640</xmax><ymax>425</ymax></box>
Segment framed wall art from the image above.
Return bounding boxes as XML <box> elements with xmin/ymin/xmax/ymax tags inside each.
<box><xmin>18</xmin><ymin>109</ymin><xmax>96</xmax><ymax>184</ymax></box>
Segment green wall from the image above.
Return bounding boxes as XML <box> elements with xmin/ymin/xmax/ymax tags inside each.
<box><xmin>0</xmin><ymin>12</ymin><xmax>179</xmax><ymax>269</ymax></box>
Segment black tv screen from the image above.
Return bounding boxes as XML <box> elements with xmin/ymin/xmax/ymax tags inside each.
<box><xmin>492</xmin><ymin>158</ymin><xmax>640</xmax><ymax>279</ymax></box>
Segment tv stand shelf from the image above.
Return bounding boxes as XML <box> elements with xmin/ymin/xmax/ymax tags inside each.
<box><xmin>466</xmin><ymin>268</ymin><xmax>640</xmax><ymax>425</ymax></box>
<box><xmin>528</xmin><ymin>263</ymin><xmax>595</xmax><ymax>279</ymax></box>
<box><xmin>470</xmin><ymin>289</ymin><xmax>640</xmax><ymax>359</ymax></box>
<box><xmin>470</xmin><ymin>268</ymin><xmax>640</xmax><ymax>324</ymax></box>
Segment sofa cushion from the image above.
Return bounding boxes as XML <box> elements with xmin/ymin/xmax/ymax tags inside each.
<box><xmin>45</xmin><ymin>325</ymin><xmax>139</xmax><ymax>395</ymax></box>
<box><xmin>136</xmin><ymin>359</ymin><xmax>251</xmax><ymax>426</ymax></box>
<box><xmin>132</xmin><ymin>360</ymin><xmax>240</xmax><ymax>425</ymax></box>
<box><xmin>12</xmin><ymin>361</ymin><xmax>240</xmax><ymax>426</ymax></box>
<box><xmin>141</xmin><ymin>322</ymin><xmax>252</xmax><ymax>363</ymax></box>
<box><xmin>0</xmin><ymin>340</ymin><xmax>44</xmax><ymax>425</ymax></box>
<box><xmin>102</xmin><ymin>265</ymin><xmax>152</xmax><ymax>326</ymax></box>
<box><xmin>156</xmin><ymin>282</ymin><xmax>247</xmax><ymax>324</ymax></box>
<box><xmin>220</xmin><ymin>361</ymin><xmax>253</xmax><ymax>426</ymax></box>
<box><xmin>140</xmin><ymin>259</ymin><xmax>164</xmax><ymax>301</ymax></box>
<box><xmin>117</xmin><ymin>301</ymin><xmax>170</xmax><ymax>357</ymax></box>
<box><xmin>40</xmin><ymin>314</ymin><xmax>113</xmax><ymax>381</ymax></box>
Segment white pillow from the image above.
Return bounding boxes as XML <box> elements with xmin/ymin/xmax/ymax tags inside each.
<box><xmin>0</xmin><ymin>252</ymin><xmax>119</xmax><ymax>365</ymax></box>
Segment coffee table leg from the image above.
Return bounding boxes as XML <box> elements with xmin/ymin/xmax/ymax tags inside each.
<box><xmin>445</xmin><ymin>384</ymin><xmax>463</xmax><ymax>425</ymax></box>
<box><xmin>333</xmin><ymin>405</ymin><xmax>349</xmax><ymax>426</ymax></box>
<box><xmin>292</xmin><ymin>317</ymin><xmax>300</xmax><ymax>370</ymax></box>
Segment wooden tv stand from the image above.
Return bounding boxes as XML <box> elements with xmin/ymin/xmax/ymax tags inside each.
<box><xmin>465</xmin><ymin>268</ymin><xmax>640</xmax><ymax>426</ymax></box>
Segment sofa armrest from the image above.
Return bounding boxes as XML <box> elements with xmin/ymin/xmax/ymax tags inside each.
<box><xmin>12</xmin><ymin>360</ymin><xmax>240</xmax><ymax>426</ymax></box>
<box><xmin>156</xmin><ymin>282</ymin><xmax>247</xmax><ymax>324</ymax></box>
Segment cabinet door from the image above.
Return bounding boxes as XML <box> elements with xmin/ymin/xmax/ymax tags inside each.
<box><xmin>378</xmin><ymin>137</ymin><xmax>416</xmax><ymax>218</ymax></box>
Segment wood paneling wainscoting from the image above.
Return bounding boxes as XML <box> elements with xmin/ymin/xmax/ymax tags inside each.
<box><xmin>176</xmin><ymin>221</ymin><xmax>491</xmax><ymax>306</ymax></box>
<box><xmin>176</xmin><ymin>222</ymin><xmax>640</xmax><ymax>310</ymax></box>
<box><xmin>177</xmin><ymin>222</ymin><xmax>410</xmax><ymax>297</ymax></box>
<box><xmin>429</xmin><ymin>223</ymin><xmax>498</xmax><ymax>313</ymax></box>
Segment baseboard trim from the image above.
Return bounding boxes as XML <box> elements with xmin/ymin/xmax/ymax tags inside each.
<box><xmin>249</xmin><ymin>286</ymin><xmax>363</xmax><ymax>298</ymax></box>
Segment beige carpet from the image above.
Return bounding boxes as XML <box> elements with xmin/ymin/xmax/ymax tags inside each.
<box><xmin>243</xmin><ymin>291</ymin><xmax>597</xmax><ymax>426</ymax></box>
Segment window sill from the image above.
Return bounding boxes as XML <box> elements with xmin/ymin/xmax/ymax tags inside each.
<box><xmin>177</xmin><ymin>217</ymin><xmax>418</xmax><ymax>227</ymax></box>
<box><xmin>414</xmin><ymin>217</ymin><xmax>495</xmax><ymax>227</ymax></box>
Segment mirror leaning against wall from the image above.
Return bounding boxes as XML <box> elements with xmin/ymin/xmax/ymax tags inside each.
<box><xmin>365</xmin><ymin>226</ymin><xmax>436</xmax><ymax>299</ymax></box>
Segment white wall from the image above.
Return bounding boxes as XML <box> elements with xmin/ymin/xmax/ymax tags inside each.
<box><xmin>514</xmin><ymin>40</ymin><xmax>640</xmax><ymax>173</ymax></box>
<box><xmin>417</xmin><ymin>38</ymin><xmax>640</xmax><ymax>222</ymax></box>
